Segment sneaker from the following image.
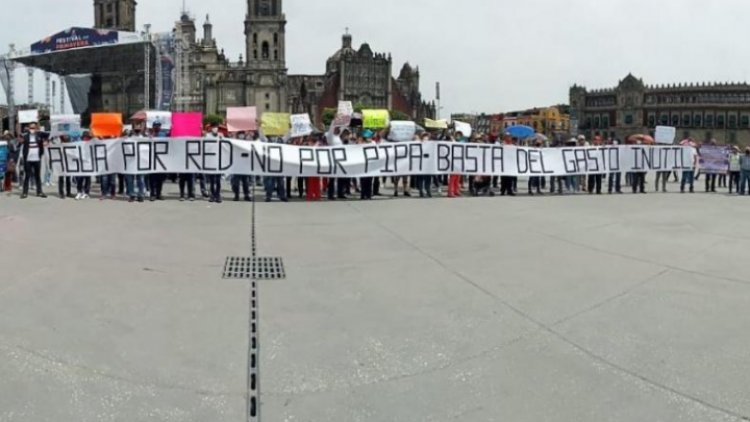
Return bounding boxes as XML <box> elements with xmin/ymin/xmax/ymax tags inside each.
<box><xmin>138</xmin><ymin>197</ymin><xmax>144</xmax><ymax>203</ymax></box>
<box><xmin>37</xmin><ymin>193</ymin><xmax>47</xmax><ymax>198</ymax></box>
<box><xmin>129</xmin><ymin>197</ymin><xmax>135</xmax><ymax>203</ymax></box>
<box><xmin>179</xmin><ymin>197</ymin><xmax>186</xmax><ymax>202</ymax></box>
<box><xmin>75</xmin><ymin>193</ymin><xmax>82</xmax><ymax>200</ymax></box>
<box><xmin>189</xmin><ymin>197</ymin><xmax>195</xmax><ymax>202</ymax></box>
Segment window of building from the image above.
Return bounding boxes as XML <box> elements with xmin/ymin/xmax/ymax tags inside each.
<box><xmin>265</xmin><ymin>103</ymin><xmax>270</xmax><ymax>110</ymax></box>
<box><xmin>274</xmin><ymin>50</ymin><xmax>278</xmax><ymax>60</ymax></box>
<box><xmin>262</xmin><ymin>41</ymin><xmax>269</xmax><ymax>59</ymax></box>
<box><xmin>717</xmin><ymin>115</ymin><xmax>726</xmax><ymax>128</ymax></box>
<box><xmin>602</xmin><ymin>116</ymin><xmax>610</xmax><ymax>128</ymax></box>
<box><xmin>265</xmin><ymin>93</ymin><xmax>270</xmax><ymax>99</ymax></box>
<box><xmin>648</xmin><ymin>115</ymin><xmax>656</xmax><ymax>127</ymax></box>
<box><xmin>273</xmin><ymin>33</ymin><xmax>278</xmax><ymax>45</ymax></box>
<box><xmin>682</xmin><ymin>115</ymin><xmax>691</xmax><ymax>127</ymax></box>
<box><xmin>625</xmin><ymin>114</ymin><xmax>634</xmax><ymax>125</ymax></box>
<box><xmin>106</xmin><ymin>18</ymin><xmax>113</xmax><ymax>26</ymax></box>
<box><xmin>729</xmin><ymin>115</ymin><xmax>737</xmax><ymax>129</ymax></box>
<box><xmin>694</xmin><ymin>114</ymin><xmax>702</xmax><ymax>128</ymax></box>
<box><xmin>706</xmin><ymin>115</ymin><xmax>714</xmax><ymax>128</ymax></box>
<box><xmin>253</xmin><ymin>33</ymin><xmax>258</xmax><ymax>45</ymax></box>
<box><xmin>253</xmin><ymin>49</ymin><xmax>258</xmax><ymax>59</ymax></box>
<box><xmin>594</xmin><ymin>117</ymin><xmax>600</xmax><ymax>128</ymax></box>
<box><xmin>671</xmin><ymin>115</ymin><xmax>680</xmax><ymax>126</ymax></box>
<box><xmin>106</xmin><ymin>3</ymin><xmax>113</xmax><ymax>12</ymax></box>
<box><xmin>742</xmin><ymin>115</ymin><xmax>750</xmax><ymax>128</ymax></box>
<box><xmin>660</xmin><ymin>114</ymin><xmax>669</xmax><ymax>125</ymax></box>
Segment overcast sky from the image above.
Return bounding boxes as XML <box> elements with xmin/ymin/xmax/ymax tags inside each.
<box><xmin>3</xmin><ymin>0</ymin><xmax>750</xmax><ymax>117</ymax></box>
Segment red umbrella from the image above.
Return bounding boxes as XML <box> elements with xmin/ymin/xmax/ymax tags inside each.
<box><xmin>627</xmin><ymin>134</ymin><xmax>655</xmax><ymax>145</ymax></box>
<box><xmin>679</xmin><ymin>138</ymin><xmax>697</xmax><ymax>147</ymax></box>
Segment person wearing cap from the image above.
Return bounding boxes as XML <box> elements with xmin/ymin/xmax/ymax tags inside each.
<box><xmin>19</xmin><ymin>122</ymin><xmax>48</xmax><ymax>199</ymax></box>
<box><xmin>739</xmin><ymin>147</ymin><xmax>750</xmax><ymax>195</ymax></box>
<box><xmin>729</xmin><ymin>146</ymin><xmax>741</xmax><ymax>194</ymax></box>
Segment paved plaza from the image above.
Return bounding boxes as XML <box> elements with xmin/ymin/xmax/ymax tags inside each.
<box><xmin>2</xmin><ymin>183</ymin><xmax>750</xmax><ymax>421</ymax></box>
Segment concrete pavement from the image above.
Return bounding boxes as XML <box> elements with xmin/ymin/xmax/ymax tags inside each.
<box><xmin>1</xmin><ymin>182</ymin><xmax>750</xmax><ymax>421</ymax></box>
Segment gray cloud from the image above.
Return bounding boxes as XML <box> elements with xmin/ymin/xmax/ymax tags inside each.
<box><xmin>3</xmin><ymin>0</ymin><xmax>750</xmax><ymax>117</ymax></box>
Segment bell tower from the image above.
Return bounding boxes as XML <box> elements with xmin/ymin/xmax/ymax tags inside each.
<box><xmin>94</xmin><ymin>0</ymin><xmax>137</xmax><ymax>32</ymax></box>
<box><xmin>244</xmin><ymin>0</ymin><xmax>287</xmax><ymax>112</ymax></box>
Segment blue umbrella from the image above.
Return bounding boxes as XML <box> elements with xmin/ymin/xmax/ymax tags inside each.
<box><xmin>505</xmin><ymin>125</ymin><xmax>535</xmax><ymax>139</ymax></box>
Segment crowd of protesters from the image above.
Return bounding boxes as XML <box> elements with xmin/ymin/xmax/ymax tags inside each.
<box><xmin>4</xmin><ymin>122</ymin><xmax>750</xmax><ymax>203</ymax></box>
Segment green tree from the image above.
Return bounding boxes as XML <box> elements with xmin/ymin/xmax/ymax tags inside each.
<box><xmin>389</xmin><ymin>110</ymin><xmax>411</xmax><ymax>122</ymax></box>
<box><xmin>321</xmin><ymin>108</ymin><xmax>337</xmax><ymax>127</ymax></box>
<box><xmin>203</xmin><ymin>114</ymin><xmax>224</xmax><ymax>127</ymax></box>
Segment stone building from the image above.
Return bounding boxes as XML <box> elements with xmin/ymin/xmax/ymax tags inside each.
<box><xmin>164</xmin><ymin>0</ymin><xmax>434</xmax><ymax>124</ymax></box>
<box><xmin>94</xmin><ymin>0</ymin><xmax>136</xmax><ymax>32</ymax></box>
<box><xmin>570</xmin><ymin>74</ymin><xmax>750</xmax><ymax>144</ymax></box>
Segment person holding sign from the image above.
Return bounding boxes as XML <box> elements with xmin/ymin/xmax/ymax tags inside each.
<box><xmin>19</xmin><ymin>122</ymin><xmax>48</xmax><ymax>199</ymax></box>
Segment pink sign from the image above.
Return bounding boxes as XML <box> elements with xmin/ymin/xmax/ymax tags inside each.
<box><xmin>171</xmin><ymin>112</ymin><xmax>203</xmax><ymax>137</ymax></box>
<box><xmin>227</xmin><ymin>107</ymin><xmax>258</xmax><ymax>132</ymax></box>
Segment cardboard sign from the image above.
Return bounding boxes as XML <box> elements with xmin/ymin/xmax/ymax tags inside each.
<box><xmin>227</xmin><ymin>107</ymin><xmax>258</xmax><ymax>132</ymax></box>
<box><xmin>424</xmin><ymin>118</ymin><xmax>448</xmax><ymax>129</ymax></box>
<box><xmin>655</xmin><ymin>126</ymin><xmax>676</xmax><ymax>144</ymax></box>
<box><xmin>18</xmin><ymin>109</ymin><xmax>39</xmax><ymax>124</ymax></box>
<box><xmin>91</xmin><ymin>113</ymin><xmax>123</xmax><ymax>138</ymax></box>
<box><xmin>261</xmin><ymin>112</ymin><xmax>291</xmax><ymax>136</ymax></box>
<box><xmin>388</xmin><ymin>121</ymin><xmax>417</xmax><ymax>142</ymax></box>
<box><xmin>290</xmin><ymin>114</ymin><xmax>313</xmax><ymax>137</ymax></box>
<box><xmin>454</xmin><ymin>120</ymin><xmax>472</xmax><ymax>137</ymax></box>
<box><xmin>362</xmin><ymin>109</ymin><xmax>390</xmax><ymax>129</ymax></box>
<box><xmin>146</xmin><ymin>111</ymin><xmax>172</xmax><ymax>130</ymax></box>
<box><xmin>332</xmin><ymin>101</ymin><xmax>354</xmax><ymax>127</ymax></box>
<box><xmin>171</xmin><ymin>112</ymin><xmax>203</xmax><ymax>137</ymax></box>
<box><xmin>50</xmin><ymin>114</ymin><xmax>82</xmax><ymax>138</ymax></box>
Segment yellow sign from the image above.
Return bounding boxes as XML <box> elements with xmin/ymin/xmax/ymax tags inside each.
<box><xmin>261</xmin><ymin>112</ymin><xmax>291</xmax><ymax>136</ymax></box>
<box><xmin>362</xmin><ymin>109</ymin><xmax>390</xmax><ymax>129</ymax></box>
<box><xmin>424</xmin><ymin>118</ymin><xmax>448</xmax><ymax>129</ymax></box>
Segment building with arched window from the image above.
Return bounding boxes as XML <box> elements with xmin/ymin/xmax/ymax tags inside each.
<box><xmin>570</xmin><ymin>74</ymin><xmax>750</xmax><ymax>145</ymax></box>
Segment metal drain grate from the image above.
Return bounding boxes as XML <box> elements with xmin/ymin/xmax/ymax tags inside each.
<box><xmin>223</xmin><ymin>257</ymin><xmax>285</xmax><ymax>280</ymax></box>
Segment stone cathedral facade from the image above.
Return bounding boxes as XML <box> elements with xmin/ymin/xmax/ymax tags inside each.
<box><xmin>94</xmin><ymin>0</ymin><xmax>434</xmax><ymax>125</ymax></box>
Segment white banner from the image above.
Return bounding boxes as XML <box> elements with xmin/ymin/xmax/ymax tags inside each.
<box><xmin>46</xmin><ymin>139</ymin><xmax>696</xmax><ymax>178</ymax></box>
<box><xmin>290</xmin><ymin>114</ymin><xmax>313</xmax><ymax>137</ymax></box>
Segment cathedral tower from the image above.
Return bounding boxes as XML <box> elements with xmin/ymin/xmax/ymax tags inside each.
<box><xmin>244</xmin><ymin>0</ymin><xmax>287</xmax><ymax>112</ymax></box>
<box><xmin>94</xmin><ymin>0</ymin><xmax>137</xmax><ymax>32</ymax></box>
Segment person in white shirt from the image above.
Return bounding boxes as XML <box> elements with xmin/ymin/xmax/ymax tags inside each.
<box><xmin>19</xmin><ymin>122</ymin><xmax>47</xmax><ymax>199</ymax></box>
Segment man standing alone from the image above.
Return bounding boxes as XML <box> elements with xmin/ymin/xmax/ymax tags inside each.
<box><xmin>19</xmin><ymin>122</ymin><xmax>47</xmax><ymax>199</ymax></box>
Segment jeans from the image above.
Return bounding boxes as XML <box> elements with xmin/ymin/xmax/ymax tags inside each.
<box><xmin>101</xmin><ymin>174</ymin><xmax>115</xmax><ymax>198</ymax></box>
<box><xmin>264</xmin><ymin>176</ymin><xmax>287</xmax><ymax>201</ymax></box>
<box><xmin>127</xmin><ymin>175</ymin><xmax>146</xmax><ymax>199</ymax></box>
<box><xmin>417</xmin><ymin>175</ymin><xmax>432</xmax><ymax>196</ymax></box>
<box><xmin>22</xmin><ymin>161</ymin><xmax>43</xmax><ymax>195</ymax></box>
<box><xmin>587</xmin><ymin>174</ymin><xmax>602</xmax><ymax>194</ymax></box>
<box><xmin>729</xmin><ymin>171</ymin><xmax>741</xmax><ymax>194</ymax></box>
<box><xmin>178</xmin><ymin>174</ymin><xmax>195</xmax><ymax>199</ymax></box>
<box><xmin>655</xmin><ymin>171</ymin><xmax>671</xmax><ymax>192</ymax></box>
<box><xmin>528</xmin><ymin>176</ymin><xmax>542</xmax><ymax>194</ymax></box>
<box><xmin>741</xmin><ymin>170</ymin><xmax>750</xmax><ymax>195</ymax></box>
<box><xmin>232</xmin><ymin>175</ymin><xmax>250</xmax><ymax>199</ymax></box>
<box><xmin>76</xmin><ymin>177</ymin><xmax>91</xmax><ymax>194</ymax></box>
<box><xmin>149</xmin><ymin>174</ymin><xmax>165</xmax><ymax>199</ymax></box>
<box><xmin>208</xmin><ymin>174</ymin><xmax>222</xmax><ymax>201</ymax></box>
<box><xmin>58</xmin><ymin>176</ymin><xmax>72</xmax><ymax>197</ymax></box>
<box><xmin>631</xmin><ymin>172</ymin><xmax>646</xmax><ymax>193</ymax></box>
<box><xmin>681</xmin><ymin>170</ymin><xmax>695</xmax><ymax>192</ymax></box>
<box><xmin>704</xmin><ymin>173</ymin><xmax>717</xmax><ymax>192</ymax></box>
<box><xmin>608</xmin><ymin>172</ymin><xmax>622</xmax><ymax>193</ymax></box>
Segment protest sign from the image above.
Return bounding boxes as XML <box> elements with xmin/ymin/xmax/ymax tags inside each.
<box><xmin>425</xmin><ymin>118</ymin><xmax>448</xmax><ymax>129</ymax></box>
<box><xmin>91</xmin><ymin>113</ymin><xmax>123</xmax><ymax>137</ymax></box>
<box><xmin>146</xmin><ymin>111</ymin><xmax>172</xmax><ymax>130</ymax></box>
<box><xmin>655</xmin><ymin>126</ymin><xmax>676</xmax><ymax>144</ymax></box>
<box><xmin>171</xmin><ymin>112</ymin><xmax>203</xmax><ymax>137</ymax></box>
<box><xmin>227</xmin><ymin>107</ymin><xmax>258</xmax><ymax>132</ymax></box>
<box><xmin>261</xmin><ymin>112</ymin><xmax>291</xmax><ymax>136</ymax></box>
<box><xmin>362</xmin><ymin>109</ymin><xmax>390</xmax><ymax>129</ymax></box>
<box><xmin>50</xmin><ymin>114</ymin><xmax>82</xmax><ymax>138</ymax></box>
<box><xmin>0</xmin><ymin>141</ymin><xmax>7</xmax><ymax>174</ymax></box>
<box><xmin>388</xmin><ymin>121</ymin><xmax>417</xmax><ymax>141</ymax></box>
<box><xmin>47</xmin><ymin>139</ymin><xmax>695</xmax><ymax>180</ymax></box>
<box><xmin>332</xmin><ymin>101</ymin><xmax>354</xmax><ymax>127</ymax></box>
<box><xmin>454</xmin><ymin>121</ymin><xmax>472</xmax><ymax>137</ymax></box>
<box><xmin>18</xmin><ymin>109</ymin><xmax>39</xmax><ymax>124</ymax></box>
<box><xmin>699</xmin><ymin>145</ymin><xmax>730</xmax><ymax>173</ymax></box>
<box><xmin>290</xmin><ymin>114</ymin><xmax>313</xmax><ymax>137</ymax></box>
